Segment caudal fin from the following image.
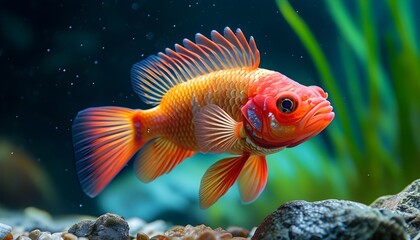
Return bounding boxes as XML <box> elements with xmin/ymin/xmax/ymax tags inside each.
<box><xmin>72</xmin><ymin>106</ymin><xmax>145</xmax><ymax>197</ymax></box>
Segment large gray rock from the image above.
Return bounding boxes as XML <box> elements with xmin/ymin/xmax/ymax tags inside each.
<box><xmin>252</xmin><ymin>200</ymin><xmax>409</xmax><ymax>240</ymax></box>
<box><xmin>371</xmin><ymin>179</ymin><xmax>420</xmax><ymax>238</ymax></box>
<box><xmin>68</xmin><ymin>213</ymin><xmax>129</xmax><ymax>240</ymax></box>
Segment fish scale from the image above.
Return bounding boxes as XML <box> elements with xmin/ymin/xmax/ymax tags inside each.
<box><xmin>148</xmin><ymin>69</ymin><xmax>265</xmax><ymax>151</ymax></box>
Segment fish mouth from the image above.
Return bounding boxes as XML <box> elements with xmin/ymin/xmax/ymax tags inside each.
<box><xmin>282</xmin><ymin>100</ymin><xmax>334</xmax><ymax>148</ymax></box>
<box><xmin>300</xmin><ymin>100</ymin><xmax>334</xmax><ymax>131</ymax></box>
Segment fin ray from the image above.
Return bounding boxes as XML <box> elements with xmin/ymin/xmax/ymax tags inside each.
<box><xmin>194</xmin><ymin>104</ymin><xmax>244</xmax><ymax>153</ymax></box>
<box><xmin>131</xmin><ymin>27</ymin><xmax>260</xmax><ymax>106</ymax></box>
<box><xmin>72</xmin><ymin>107</ymin><xmax>144</xmax><ymax>197</ymax></box>
<box><xmin>134</xmin><ymin>138</ymin><xmax>195</xmax><ymax>182</ymax></box>
<box><xmin>238</xmin><ymin>155</ymin><xmax>268</xmax><ymax>203</ymax></box>
<box><xmin>199</xmin><ymin>154</ymin><xmax>249</xmax><ymax>208</ymax></box>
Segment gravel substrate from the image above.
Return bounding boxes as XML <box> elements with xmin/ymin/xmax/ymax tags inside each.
<box><xmin>0</xmin><ymin>210</ymin><xmax>253</xmax><ymax>240</ymax></box>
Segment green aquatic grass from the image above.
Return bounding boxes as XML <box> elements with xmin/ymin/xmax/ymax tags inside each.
<box><xmin>274</xmin><ymin>0</ymin><xmax>420</xmax><ymax>204</ymax></box>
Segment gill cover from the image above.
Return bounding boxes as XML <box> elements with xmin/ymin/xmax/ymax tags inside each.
<box><xmin>241</xmin><ymin>95</ymin><xmax>276</xmax><ymax>148</ymax></box>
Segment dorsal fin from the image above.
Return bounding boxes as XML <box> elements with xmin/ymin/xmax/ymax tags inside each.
<box><xmin>131</xmin><ymin>27</ymin><xmax>260</xmax><ymax>106</ymax></box>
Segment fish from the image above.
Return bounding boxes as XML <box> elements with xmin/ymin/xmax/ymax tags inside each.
<box><xmin>72</xmin><ymin>27</ymin><xmax>334</xmax><ymax>208</ymax></box>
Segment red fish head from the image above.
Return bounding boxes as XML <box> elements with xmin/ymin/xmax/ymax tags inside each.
<box><xmin>241</xmin><ymin>73</ymin><xmax>334</xmax><ymax>149</ymax></box>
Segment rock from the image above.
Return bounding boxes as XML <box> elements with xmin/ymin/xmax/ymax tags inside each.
<box><xmin>68</xmin><ymin>213</ymin><xmax>129</xmax><ymax>240</ymax></box>
<box><xmin>93</xmin><ymin>213</ymin><xmax>129</xmax><ymax>240</ymax></box>
<box><xmin>371</xmin><ymin>179</ymin><xmax>420</xmax><ymax>238</ymax></box>
<box><xmin>136</xmin><ymin>232</ymin><xmax>150</xmax><ymax>240</ymax></box>
<box><xmin>29</xmin><ymin>229</ymin><xmax>42</xmax><ymax>239</ymax></box>
<box><xmin>252</xmin><ymin>200</ymin><xmax>409</xmax><ymax>240</ymax></box>
<box><xmin>0</xmin><ymin>223</ymin><xmax>12</xmax><ymax>240</ymax></box>
<box><xmin>67</xmin><ymin>220</ymin><xmax>94</xmax><ymax>237</ymax></box>
<box><xmin>226</xmin><ymin>226</ymin><xmax>249</xmax><ymax>238</ymax></box>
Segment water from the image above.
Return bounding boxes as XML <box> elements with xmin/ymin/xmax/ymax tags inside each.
<box><xmin>1</xmin><ymin>0</ymin><xmax>419</xmax><ymax>229</ymax></box>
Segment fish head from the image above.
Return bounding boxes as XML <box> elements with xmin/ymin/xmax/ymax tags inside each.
<box><xmin>241</xmin><ymin>73</ymin><xmax>334</xmax><ymax>148</ymax></box>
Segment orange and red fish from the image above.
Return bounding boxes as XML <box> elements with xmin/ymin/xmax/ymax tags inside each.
<box><xmin>72</xmin><ymin>27</ymin><xmax>334</xmax><ymax>208</ymax></box>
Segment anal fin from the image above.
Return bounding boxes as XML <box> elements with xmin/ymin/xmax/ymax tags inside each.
<box><xmin>134</xmin><ymin>137</ymin><xmax>195</xmax><ymax>182</ymax></box>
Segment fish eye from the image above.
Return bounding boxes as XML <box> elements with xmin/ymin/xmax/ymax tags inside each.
<box><xmin>277</xmin><ymin>97</ymin><xmax>296</xmax><ymax>113</ymax></box>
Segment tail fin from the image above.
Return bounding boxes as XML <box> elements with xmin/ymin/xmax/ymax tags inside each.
<box><xmin>72</xmin><ymin>106</ymin><xmax>145</xmax><ymax>197</ymax></box>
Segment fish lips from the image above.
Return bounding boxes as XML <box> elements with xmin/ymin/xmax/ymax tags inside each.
<box><xmin>301</xmin><ymin>100</ymin><xmax>335</xmax><ymax>129</ymax></box>
<box><xmin>286</xmin><ymin>100</ymin><xmax>334</xmax><ymax>147</ymax></box>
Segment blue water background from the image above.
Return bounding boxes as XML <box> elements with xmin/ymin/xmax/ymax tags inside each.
<box><xmin>1</xmin><ymin>0</ymin><xmax>419</xmax><ymax>229</ymax></box>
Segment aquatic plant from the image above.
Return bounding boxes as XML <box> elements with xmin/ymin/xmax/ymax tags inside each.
<box><xmin>272</xmin><ymin>0</ymin><xmax>420</xmax><ymax>204</ymax></box>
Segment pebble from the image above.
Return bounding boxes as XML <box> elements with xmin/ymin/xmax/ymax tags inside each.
<box><xmin>226</xmin><ymin>226</ymin><xmax>249</xmax><ymax>238</ymax></box>
<box><xmin>1</xmin><ymin>233</ymin><xmax>13</xmax><ymax>240</ymax></box>
<box><xmin>0</xmin><ymin>223</ymin><xmax>12</xmax><ymax>240</ymax></box>
<box><xmin>161</xmin><ymin>224</ymin><xmax>234</xmax><ymax>239</ymax></box>
<box><xmin>136</xmin><ymin>232</ymin><xmax>150</xmax><ymax>240</ymax></box>
<box><xmin>29</xmin><ymin>229</ymin><xmax>42</xmax><ymax>239</ymax></box>
<box><xmin>61</xmin><ymin>233</ymin><xmax>78</xmax><ymax>240</ymax></box>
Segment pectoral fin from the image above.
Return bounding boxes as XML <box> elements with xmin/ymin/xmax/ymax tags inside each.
<box><xmin>194</xmin><ymin>104</ymin><xmax>245</xmax><ymax>153</ymax></box>
<box><xmin>238</xmin><ymin>155</ymin><xmax>268</xmax><ymax>203</ymax></box>
<box><xmin>199</xmin><ymin>154</ymin><xmax>249</xmax><ymax>208</ymax></box>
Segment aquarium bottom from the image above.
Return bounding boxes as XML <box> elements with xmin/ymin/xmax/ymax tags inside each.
<box><xmin>1</xmin><ymin>179</ymin><xmax>419</xmax><ymax>240</ymax></box>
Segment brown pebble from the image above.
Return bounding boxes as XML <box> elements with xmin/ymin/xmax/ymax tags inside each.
<box><xmin>197</xmin><ymin>231</ymin><xmax>216</xmax><ymax>240</ymax></box>
<box><xmin>218</xmin><ymin>232</ymin><xmax>233</xmax><ymax>239</ymax></box>
<box><xmin>182</xmin><ymin>236</ymin><xmax>195</xmax><ymax>240</ymax></box>
<box><xmin>61</xmin><ymin>232</ymin><xmax>78</xmax><ymax>240</ymax></box>
<box><xmin>150</xmin><ymin>235</ymin><xmax>169</xmax><ymax>240</ymax></box>
<box><xmin>136</xmin><ymin>232</ymin><xmax>150</xmax><ymax>240</ymax></box>
<box><xmin>2</xmin><ymin>233</ymin><xmax>13</xmax><ymax>240</ymax></box>
<box><xmin>226</xmin><ymin>226</ymin><xmax>249</xmax><ymax>238</ymax></box>
<box><xmin>29</xmin><ymin>229</ymin><xmax>42</xmax><ymax>240</ymax></box>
